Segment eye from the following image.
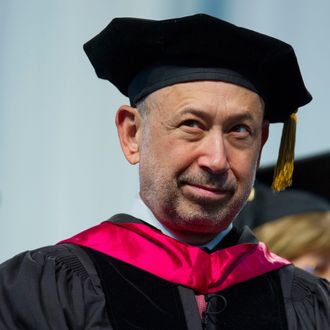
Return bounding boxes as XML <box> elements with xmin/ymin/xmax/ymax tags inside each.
<box><xmin>231</xmin><ymin>124</ymin><xmax>251</xmax><ymax>135</ymax></box>
<box><xmin>180</xmin><ymin>119</ymin><xmax>204</xmax><ymax>129</ymax></box>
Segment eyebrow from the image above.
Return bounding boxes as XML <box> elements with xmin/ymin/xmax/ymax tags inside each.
<box><xmin>176</xmin><ymin>107</ymin><xmax>259</xmax><ymax>122</ymax></box>
<box><xmin>226</xmin><ymin>112</ymin><xmax>257</xmax><ymax>122</ymax></box>
<box><xmin>177</xmin><ymin>108</ymin><xmax>211</xmax><ymax>118</ymax></box>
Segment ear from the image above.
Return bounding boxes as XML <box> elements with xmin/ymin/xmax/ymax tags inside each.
<box><xmin>257</xmin><ymin>120</ymin><xmax>269</xmax><ymax>168</ymax></box>
<box><xmin>116</xmin><ymin>105</ymin><xmax>142</xmax><ymax>164</ymax></box>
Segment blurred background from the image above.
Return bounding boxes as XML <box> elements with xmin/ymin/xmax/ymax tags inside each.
<box><xmin>1</xmin><ymin>0</ymin><xmax>329</xmax><ymax>262</ymax></box>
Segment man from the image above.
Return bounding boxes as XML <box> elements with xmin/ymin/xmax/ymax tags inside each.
<box><xmin>0</xmin><ymin>14</ymin><xmax>329</xmax><ymax>330</ymax></box>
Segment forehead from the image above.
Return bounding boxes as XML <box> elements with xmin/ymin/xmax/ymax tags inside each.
<box><xmin>147</xmin><ymin>80</ymin><xmax>265</xmax><ymax>116</ymax></box>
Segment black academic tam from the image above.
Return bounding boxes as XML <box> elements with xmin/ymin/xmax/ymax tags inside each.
<box><xmin>84</xmin><ymin>14</ymin><xmax>312</xmax><ymax>123</ymax></box>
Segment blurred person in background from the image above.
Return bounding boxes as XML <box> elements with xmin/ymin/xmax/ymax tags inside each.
<box><xmin>235</xmin><ymin>181</ymin><xmax>330</xmax><ymax>280</ymax></box>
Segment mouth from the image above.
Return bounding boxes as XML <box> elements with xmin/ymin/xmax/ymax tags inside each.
<box><xmin>182</xmin><ymin>182</ymin><xmax>232</xmax><ymax>202</ymax></box>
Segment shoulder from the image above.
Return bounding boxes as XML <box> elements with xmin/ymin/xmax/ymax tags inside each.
<box><xmin>0</xmin><ymin>243</ymin><xmax>103</xmax><ymax>295</ymax></box>
<box><xmin>278</xmin><ymin>264</ymin><xmax>330</xmax><ymax>298</ymax></box>
<box><xmin>278</xmin><ymin>265</ymin><xmax>330</xmax><ymax>330</ymax></box>
<box><xmin>0</xmin><ymin>244</ymin><xmax>109</xmax><ymax>329</ymax></box>
<box><xmin>1</xmin><ymin>244</ymin><xmax>97</xmax><ymax>283</ymax></box>
<box><xmin>35</xmin><ymin>243</ymin><xmax>99</xmax><ymax>279</ymax></box>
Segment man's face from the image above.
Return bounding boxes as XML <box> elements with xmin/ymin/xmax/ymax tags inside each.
<box><xmin>136</xmin><ymin>81</ymin><xmax>268</xmax><ymax>244</ymax></box>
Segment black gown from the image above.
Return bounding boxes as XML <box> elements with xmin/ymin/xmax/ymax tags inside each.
<box><xmin>0</xmin><ymin>215</ymin><xmax>329</xmax><ymax>329</ymax></box>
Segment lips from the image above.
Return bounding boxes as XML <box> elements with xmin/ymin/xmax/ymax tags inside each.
<box><xmin>182</xmin><ymin>182</ymin><xmax>232</xmax><ymax>202</ymax></box>
<box><xmin>189</xmin><ymin>183</ymin><xmax>223</xmax><ymax>193</ymax></box>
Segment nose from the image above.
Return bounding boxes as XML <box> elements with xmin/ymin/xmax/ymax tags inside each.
<box><xmin>197</xmin><ymin>132</ymin><xmax>229</xmax><ymax>174</ymax></box>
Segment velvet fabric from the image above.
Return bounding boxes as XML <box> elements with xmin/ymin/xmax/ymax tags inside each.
<box><xmin>83</xmin><ymin>13</ymin><xmax>312</xmax><ymax>123</ymax></box>
<box><xmin>87</xmin><ymin>250</ymin><xmax>189</xmax><ymax>330</ymax></box>
<box><xmin>84</xmin><ymin>246</ymin><xmax>288</xmax><ymax>330</ymax></box>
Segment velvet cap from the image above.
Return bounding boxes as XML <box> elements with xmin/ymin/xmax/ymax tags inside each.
<box><xmin>84</xmin><ymin>13</ymin><xmax>312</xmax><ymax>123</ymax></box>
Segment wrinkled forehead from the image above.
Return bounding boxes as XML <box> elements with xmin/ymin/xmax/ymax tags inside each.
<box><xmin>143</xmin><ymin>80</ymin><xmax>266</xmax><ymax>120</ymax></box>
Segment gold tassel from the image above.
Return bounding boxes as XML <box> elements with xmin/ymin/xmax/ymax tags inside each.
<box><xmin>247</xmin><ymin>187</ymin><xmax>255</xmax><ymax>202</ymax></box>
<box><xmin>272</xmin><ymin>112</ymin><xmax>297</xmax><ymax>191</ymax></box>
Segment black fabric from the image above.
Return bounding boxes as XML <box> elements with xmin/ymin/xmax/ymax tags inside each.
<box><xmin>203</xmin><ymin>271</ymin><xmax>288</xmax><ymax>330</ymax></box>
<box><xmin>128</xmin><ymin>66</ymin><xmax>259</xmax><ymax>107</ymax></box>
<box><xmin>0</xmin><ymin>244</ymin><xmax>111</xmax><ymax>329</ymax></box>
<box><xmin>211</xmin><ymin>225</ymin><xmax>257</xmax><ymax>252</ymax></box>
<box><xmin>86</xmin><ymin>248</ymin><xmax>188</xmax><ymax>330</ymax></box>
<box><xmin>177</xmin><ymin>286</ymin><xmax>203</xmax><ymax>330</ymax></box>
<box><xmin>83</xmin><ymin>13</ymin><xmax>312</xmax><ymax>123</ymax></box>
<box><xmin>84</xmin><ymin>244</ymin><xmax>288</xmax><ymax>330</ymax></box>
<box><xmin>109</xmin><ymin>213</ymin><xmax>149</xmax><ymax>225</ymax></box>
<box><xmin>281</xmin><ymin>265</ymin><xmax>330</xmax><ymax>329</ymax></box>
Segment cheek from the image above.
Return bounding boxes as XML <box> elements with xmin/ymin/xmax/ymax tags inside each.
<box><xmin>227</xmin><ymin>148</ymin><xmax>260</xmax><ymax>180</ymax></box>
<box><xmin>161</xmin><ymin>136</ymin><xmax>199</xmax><ymax>166</ymax></box>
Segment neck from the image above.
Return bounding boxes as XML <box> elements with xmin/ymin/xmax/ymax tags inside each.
<box><xmin>160</xmin><ymin>222</ymin><xmax>233</xmax><ymax>247</ymax></box>
<box><xmin>164</xmin><ymin>230</ymin><xmax>220</xmax><ymax>246</ymax></box>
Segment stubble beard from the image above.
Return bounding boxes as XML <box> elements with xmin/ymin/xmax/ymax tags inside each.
<box><xmin>140</xmin><ymin>160</ymin><xmax>251</xmax><ymax>234</ymax></box>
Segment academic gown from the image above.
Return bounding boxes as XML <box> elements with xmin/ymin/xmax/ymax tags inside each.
<box><xmin>0</xmin><ymin>214</ymin><xmax>329</xmax><ymax>330</ymax></box>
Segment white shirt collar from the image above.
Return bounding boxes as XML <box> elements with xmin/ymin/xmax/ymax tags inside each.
<box><xmin>129</xmin><ymin>194</ymin><xmax>233</xmax><ymax>251</ymax></box>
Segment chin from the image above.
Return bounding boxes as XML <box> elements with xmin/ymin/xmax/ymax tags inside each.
<box><xmin>168</xmin><ymin>209</ymin><xmax>233</xmax><ymax>234</ymax></box>
<box><xmin>183</xmin><ymin>198</ymin><xmax>238</xmax><ymax>221</ymax></box>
